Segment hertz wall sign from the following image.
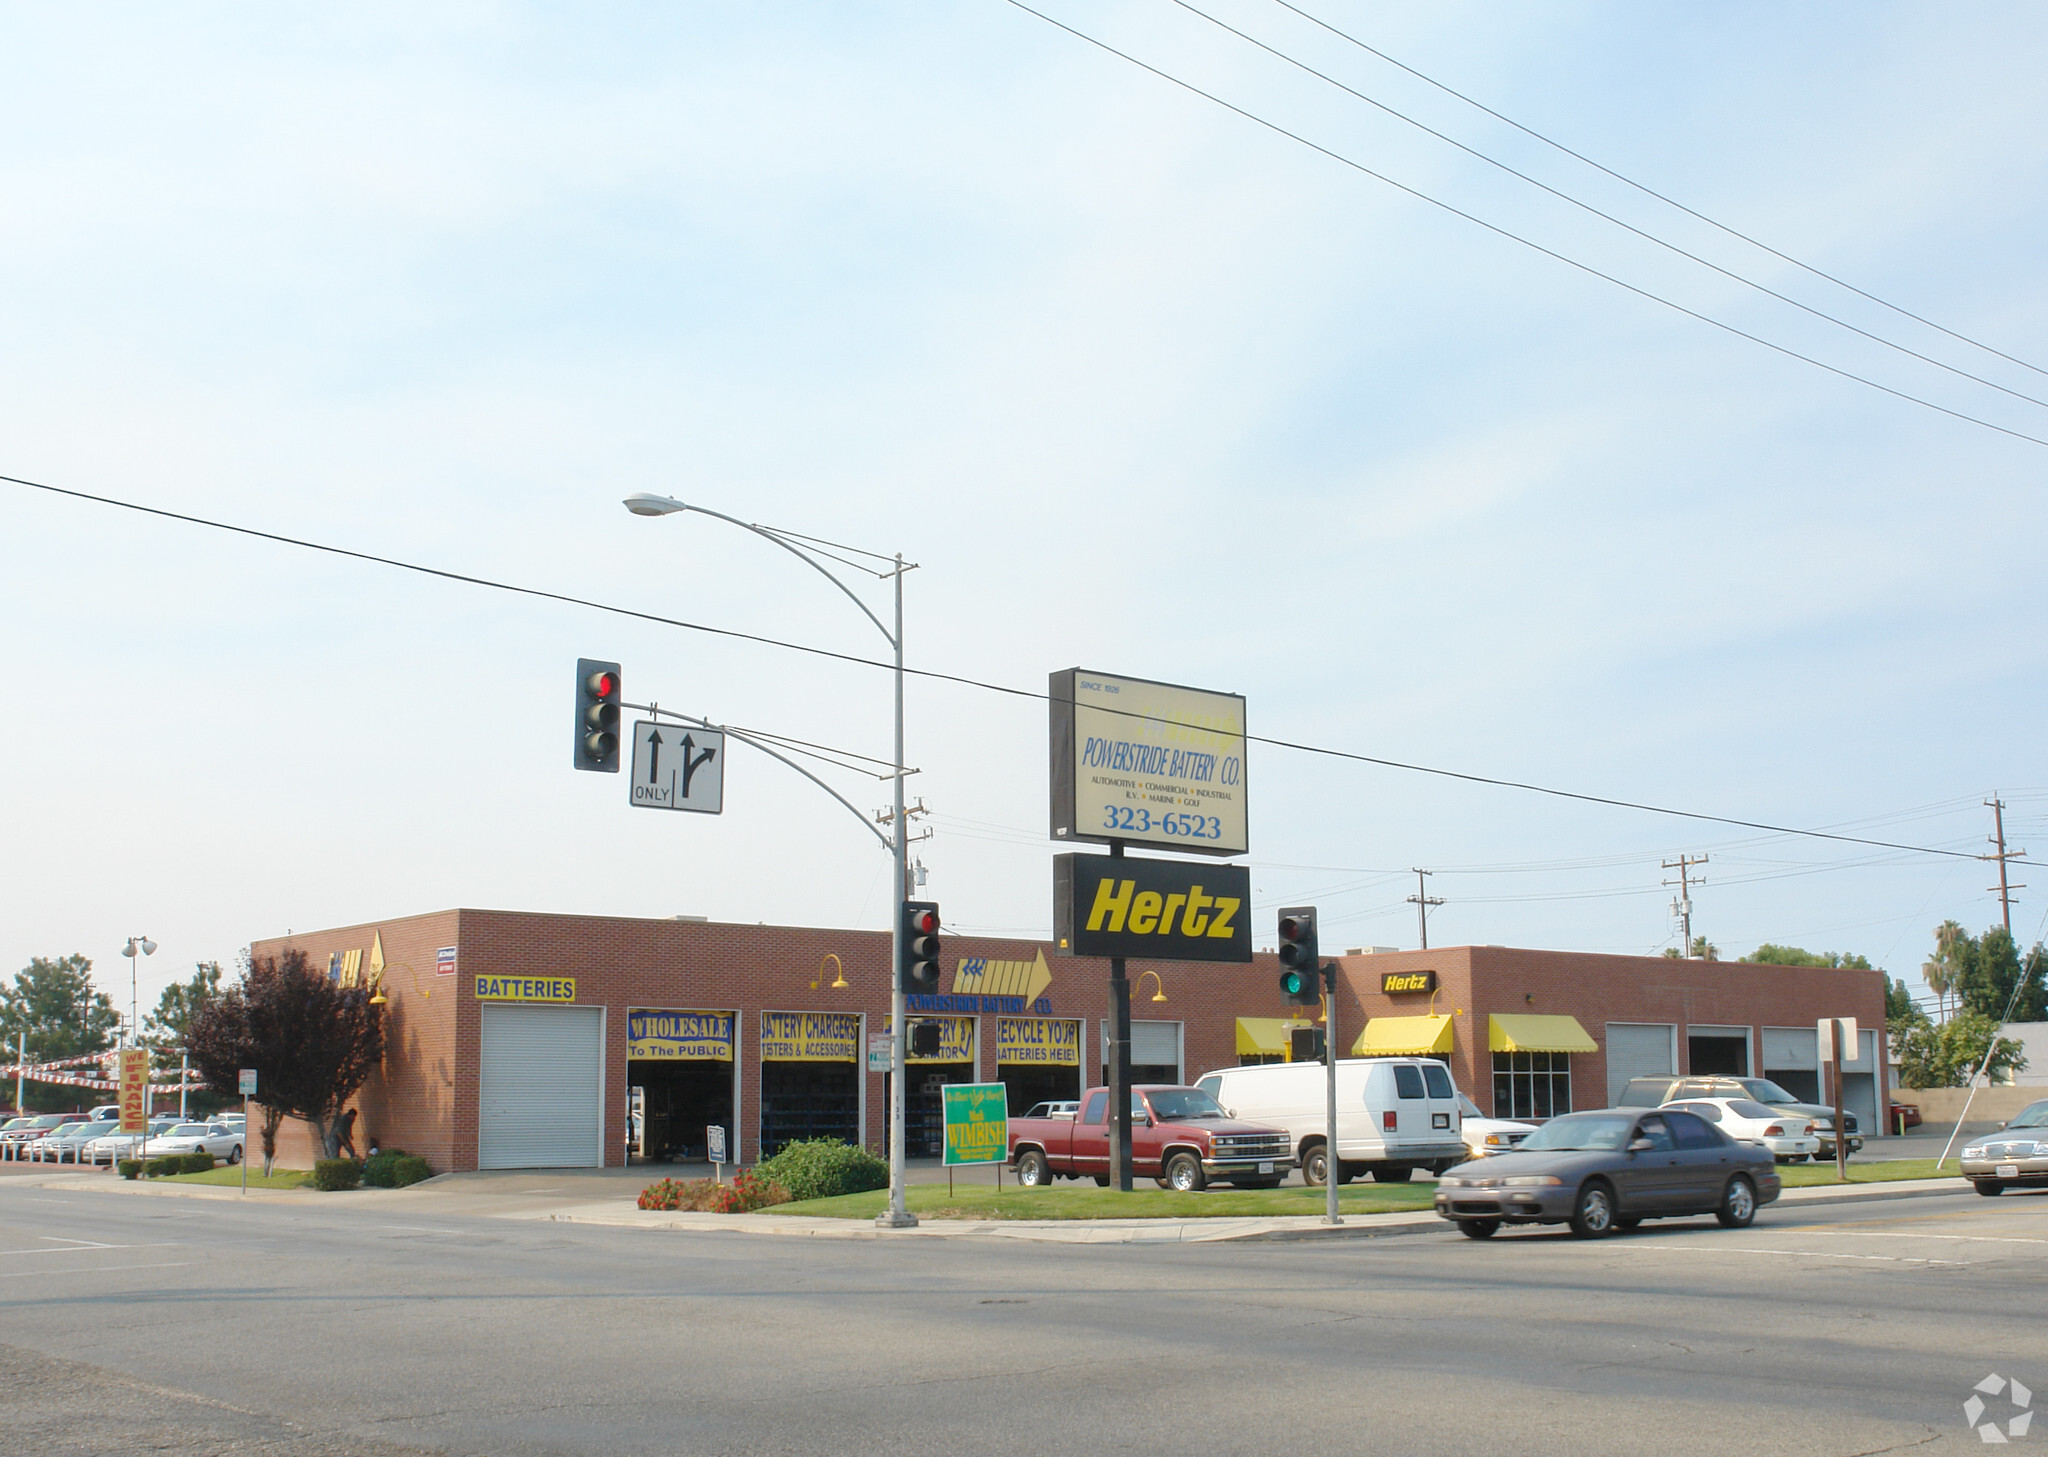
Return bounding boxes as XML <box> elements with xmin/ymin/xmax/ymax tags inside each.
<box><xmin>1381</xmin><ymin>970</ymin><xmax>1438</xmax><ymax>995</ymax></box>
<box><xmin>1053</xmin><ymin>853</ymin><xmax>1253</xmax><ymax>963</ymax></box>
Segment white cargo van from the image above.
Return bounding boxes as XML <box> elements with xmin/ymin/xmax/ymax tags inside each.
<box><xmin>1194</xmin><ymin>1058</ymin><xmax>1469</xmax><ymax>1185</ymax></box>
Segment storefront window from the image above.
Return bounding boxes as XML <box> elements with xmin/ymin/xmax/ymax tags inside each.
<box><xmin>1492</xmin><ymin>1051</ymin><xmax>1572</xmax><ymax>1120</ymax></box>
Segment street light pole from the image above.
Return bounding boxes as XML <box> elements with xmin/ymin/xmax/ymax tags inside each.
<box><xmin>120</xmin><ymin>936</ymin><xmax>156</xmax><ymax>1052</ymax></box>
<box><xmin>622</xmin><ymin>494</ymin><xmax>918</xmax><ymax>1228</ymax></box>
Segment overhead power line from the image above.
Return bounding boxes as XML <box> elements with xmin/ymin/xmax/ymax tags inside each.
<box><xmin>5</xmin><ymin>470</ymin><xmax>2025</xmax><ymax>868</ymax></box>
<box><xmin>1266</xmin><ymin>0</ymin><xmax>2048</xmax><ymax>384</ymax></box>
<box><xmin>1168</xmin><ymin>0</ymin><xmax>2048</xmax><ymax>413</ymax></box>
<box><xmin>1000</xmin><ymin>0</ymin><xmax>2048</xmax><ymax>451</ymax></box>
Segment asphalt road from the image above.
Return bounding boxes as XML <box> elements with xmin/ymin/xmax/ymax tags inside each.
<box><xmin>1</xmin><ymin>1181</ymin><xmax>2041</xmax><ymax>1456</ymax></box>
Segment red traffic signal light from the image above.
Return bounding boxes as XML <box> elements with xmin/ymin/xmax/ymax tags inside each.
<box><xmin>574</xmin><ymin>658</ymin><xmax>622</xmax><ymax>772</ymax></box>
<box><xmin>899</xmin><ymin>900</ymin><xmax>942</xmax><ymax>993</ymax></box>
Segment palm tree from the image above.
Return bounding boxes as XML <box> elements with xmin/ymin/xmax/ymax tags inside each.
<box><xmin>1922</xmin><ymin>920</ymin><xmax>1967</xmax><ymax>1022</ymax></box>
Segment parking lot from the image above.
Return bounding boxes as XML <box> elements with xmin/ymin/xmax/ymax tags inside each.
<box><xmin>1</xmin><ymin>1169</ymin><xmax>2041</xmax><ymax>1455</ymax></box>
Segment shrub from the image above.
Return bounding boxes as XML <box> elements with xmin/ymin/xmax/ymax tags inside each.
<box><xmin>390</xmin><ymin>1154</ymin><xmax>431</xmax><ymax>1187</ymax></box>
<box><xmin>144</xmin><ymin>1155</ymin><xmax>184</xmax><ymax>1179</ymax></box>
<box><xmin>363</xmin><ymin>1149</ymin><xmax>433</xmax><ymax>1188</ymax></box>
<box><xmin>636</xmin><ymin>1172</ymin><xmax>789</xmax><ymax>1213</ymax></box>
<box><xmin>117</xmin><ymin>1159</ymin><xmax>141</xmax><ymax>1180</ymax></box>
<box><xmin>312</xmin><ymin>1158</ymin><xmax>363</xmax><ymax>1191</ymax></box>
<box><xmin>181</xmin><ymin>1153</ymin><xmax>215</xmax><ymax>1174</ymax></box>
<box><xmin>754</xmin><ymin>1138</ymin><xmax>889</xmax><ymax>1202</ymax></box>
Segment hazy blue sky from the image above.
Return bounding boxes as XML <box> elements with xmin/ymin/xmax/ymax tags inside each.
<box><xmin>5</xmin><ymin>2</ymin><xmax>2045</xmax><ymax>1021</ymax></box>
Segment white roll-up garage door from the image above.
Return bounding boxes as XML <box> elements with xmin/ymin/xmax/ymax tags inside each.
<box><xmin>1105</xmin><ymin>1021</ymin><xmax>1183</xmax><ymax>1078</ymax></box>
<box><xmin>1604</xmin><ymin>1023</ymin><xmax>1676</xmax><ymax>1104</ymax></box>
<box><xmin>479</xmin><ymin>1004</ymin><xmax>605</xmax><ymax>1169</ymax></box>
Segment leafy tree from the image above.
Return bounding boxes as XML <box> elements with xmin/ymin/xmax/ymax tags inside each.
<box><xmin>1884</xmin><ymin>975</ymin><xmax>1929</xmax><ymax>1034</ymax></box>
<box><xmin>1741</xmin><ymin>945</ymin><xmax>1874</xmax><ymax>970</ymax></box>
<box><xmin>143</xmin><ymin>961</ymin><xmax>223</xmax><ymax>1052</ymax></box>
<box><xmin>1955</xmin><ymin>927</ymin><xmax>2048</xmax><ymax>1023</ymax></box>
<box><xmin>1893</xmin><ymin>1010</ymin><xmax>2027</xmax><ymax>1089</ymax></box>
<box><xmin>0</xmin><ymin>956</ymin><xmax>122</xmax><ymax>1112</ymax></box>
<box><xmin>1660</xmin><ymin>936</ymin><xmax>1720</xmax><ymax>960</ymax></box>
<box><xmin>187</xmin><ymin>948</ymin><xmax>382</xmax><ymax>1172</ymax></box>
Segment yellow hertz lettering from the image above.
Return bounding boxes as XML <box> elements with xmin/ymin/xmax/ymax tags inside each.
<box><xmin>1383</xmin><ymin>973</ymin><xmax>1432</xmax><ymax>992</ymax></box>
<box><xmin>1086</xmin><ymin>879</ymin><xmax>1240</xmax><ymax>940</ymax></box>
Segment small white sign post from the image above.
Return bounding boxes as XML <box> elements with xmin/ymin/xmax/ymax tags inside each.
<box><xmin>238</xmin><ymin>1069</ymin><xmax>257</xmax><ymax>1193</ymax></box>
<box><xmin>1817</xmin><ymin>1020</ymin><xmax>1856</xmax><ymax>1181</ymax></box>
<box><xmin>707</xmin><ymin>1124</ymin><xmax>728</xmax><ymax>1185</ymax></box>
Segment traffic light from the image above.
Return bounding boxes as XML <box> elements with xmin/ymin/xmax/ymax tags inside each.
<box><xmin>909</xmin><ymin>1020</ymin><xmax>943</xmax><ymax>1057</ymax></box>
<box><xmin>574</xmin><ymin>658</ymin><xmax>622</xmax><ymax>772</ymax></box>
<box><xmin>899</xmin><ymin>901</ymin><xmax>941</xmax><ymax>993</ymax></box>
<box><xmin>1277</xmin><ymin>905</ymin><xmax>1321</xmax><ymax>1005</ymax></box>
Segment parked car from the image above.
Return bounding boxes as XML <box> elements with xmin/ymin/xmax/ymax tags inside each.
<box><xmin>1890</xmin><ymin>1100</ymin><xmax>1922</xmax><ymax>1131</ymax></box>
<box><xmin>1194</xmin><ymin>1058</ymin><xmax>1470</xmax><ymax>1185</ymax></box>
<box><xmin>1458</xmin><ymin>1093</ymin><xmax>1537</xmax><ymax>1157</ymax></box>
<box><xmin>1</xmin><ymin>1113</ymin><xmax>87</xmax><ymax>1148</ymax></box>
<box><xmin>1618</xmin><ymin>1076</ymin><xmax>1862</xmax><ymax>1155</ymax></box>
<box><xmin>1008</xmin><ymin>1085</ymin><xmax>1295</xmax><ymax>1190</ymax></box>
<box><xmin>1960</xmin><ymin>1098</ymin><xmax>2048</xmax><ymax>1196</ymax></box>
<box><xmin>89</xmin><ymin>1105</ymin><xmax>122</xmax><ymax>1122</ymax></box>
<box><xmin>86</xmin><ymin>1118</ymin><xmax>180</xmax><ymax>1165</ymax></box>
<box><xmin>1434</xmin><ymin>1106</ymin><xmax>1781</xmax><ymax>1239</ymax></box>
<box><xmin>1660</xmin><ymin>1098</ymin><xmax>1820</xmax><ymax>1162</ymax></box>
<box><xmin>34</xmin><ymin>1120</ymin><xmax>117</xmax><ymax>1164</ymax></box>
<box><xmin>1019</xmin><ymin>1101</ymin><xmax>1078</xmax><ymax>1120</ymax></box>
<box><xmin>151</xmin><ymin>1122</ymin><xmax>244</xmax><ymax>1164</ymax></box>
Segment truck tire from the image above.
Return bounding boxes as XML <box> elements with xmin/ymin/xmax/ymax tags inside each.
<box><xmin>1015</xmin><ymin>1149</ymin><xmax>1051</xmax><ymax>1188</ymax></box>
<box><xmin>1164</xmin><ymin>1151</ymin><xmax>1207</xmax><ymax>1192</ymax></box>
<box><xmin>1301</xmin><ymin>1142</ymin><xmax>1328</xmax><ymax>1188</ymax></box>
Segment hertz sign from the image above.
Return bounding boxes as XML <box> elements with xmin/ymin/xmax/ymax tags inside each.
<box><xmin>1381</xmin><ymin>970</ymin><xmax>1438</xmax><ymax>995</ymax></box>
<box><xmin>1053</xmin><ymin>853</ymin><xmax>1253</xmax><ymax>963</ymax></box>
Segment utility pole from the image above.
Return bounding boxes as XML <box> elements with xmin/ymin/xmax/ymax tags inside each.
<box><xmin>1407</xmin><ymin>869</ymin><xmax>1444</xmax><ymax>950</ymax></box>
<box><xmin>1983</xmin><ymin>797</ymin><xmax>2026</xmax><ymax>936</ymax></box>
<box><xmin>1662</xmin><ymin>855</ymin><xmax>1708</xmax><ymax>956</ymax></box>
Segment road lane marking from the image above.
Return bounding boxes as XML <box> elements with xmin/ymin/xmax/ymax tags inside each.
<box><xmin>1609</xmin><ymin>1244</ymin><xmax>1966</xmax><ymax>1265</ymax></box>
<box><xmin>1823</xmin><ymin>1231</ymin><xmax>2048</xmax><ymax>1246</ymax></box>
<box><xmin>0</xmin><ymin>1242</ymin><xmax>172</xmax><ymax>1258</ymax></box>
<box><xmin>0</xmin><ymin>1261</ymin><xmax>193</xmax><ymax>1279</ymax></box>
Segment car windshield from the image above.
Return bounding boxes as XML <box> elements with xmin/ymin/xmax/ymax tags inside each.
<box><xmin>1517</xmin><ymin>1113</ymin><xmax>1637</xmax><ymax>1152</ymax></box>
<box><xmin>2006</xmin><ymin>1101</ymin><xmax>2048</xmax><ymax>1130</ymax></box>
<box><xmin>1144</xmin><ymin>1090</ymin><xmax>1227</xmax><ymax>1121</ymax></box>
<box><xmin>170</xmin><ymin>1125</ymin><xmax>212</xmax><ymax>1137</ymax></box>
<box><xmin>1740</xmin><ymin>1079</ymin><xmax>1802</xmax><ymax>1105</ymax></box>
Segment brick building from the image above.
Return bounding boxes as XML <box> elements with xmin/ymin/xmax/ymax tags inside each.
<box><xmin>252</xmin><ymin>910</ymin><xmax>1888</xmax><ymax>1171</ymax></box>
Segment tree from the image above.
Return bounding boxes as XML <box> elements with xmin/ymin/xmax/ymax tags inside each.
<box><xmin>1922</xmin><ymin>920</ymin><xmax>1969</xmax><ymax>1022</ymax></box>
<box><xmin>1884</xmin><ymin>975</ymin><xmax>1929</xmax><ymax>1035</ymax></box>
<box><xmin>187</xmin><ymin>948</ymin><xmax>382</xmax><ymax>1172</ymax></box>
<box><xmin>1659</xmin><ymin>936</ymin><xmax>1720</xmax><ymax>961</ymax></box>
<box><xmin>1893</xmin><ymin>1010</ymin><xmax>2027</xmax><ymax>1089</ymax></box>
<box><xmin>1955</xmin><ymin>927</ymin><xmax>2048</xmax><ymax>1024</ymax></box>
<box><xmin>1741</xmin><ymin>945</ymin><xmax>1874</xmax><ymax>970</ymax></box>
<box><xmin>143</xmin><ymin>961</ymin><xmax>223</xmax><ymax>1051</ymax></box>
<box><xmin>0</xmin><ymin>956</ymin><xmax>122</xmax><ymax>1112</ymax></box>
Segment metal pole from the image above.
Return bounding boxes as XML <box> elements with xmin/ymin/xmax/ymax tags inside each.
<box><xmin>241</xmin><ymin>1091</ymin><xmax>249</xmax><ymax>1194</ymax></box>
<box><xmin>1831</xmin><ymin>1020</ymin><xmax>1848</xmax><ymax>1182</ymax></box>
<box><xmin>1107</xmin><ymin>845</ymin><xmax>1133</xmax><ymax>1192</ymax></box>
<box><xmin>179</xmin><ymin>1051</ymin><xmax>188</xmax><ymax>1120</ymax></box>
<box><xmin>878</xmin><ymin>555</ymin><xmax>916</xmax><ymax>1229</ymax></box>
<box><xmin>14</xmin><ymin>1029</ymin><xmax>22</xmax><ymax>1117</ymax></box>
<box><xmin>1323</xmin><ymin>968</ymin><xmax>1342</xmax><ymax>1224</ymax></box>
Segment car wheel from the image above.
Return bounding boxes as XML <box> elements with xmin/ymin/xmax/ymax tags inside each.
<box><xmin>1716</xmin><ymin>1174</ymin><xmax>1758</xmax><ymax>1228</ymax></box>
<box><xmin>1092</xmin><ymin>1175</ymin><xmax>1110</xmax><ymax>1187</ymax></box>
<box><xmin>1458</xmin><ymin>1219</ymin><xmax>1500</xmax><ymax>1239</ymax></box>
<box><xmin>1974</xmin><ymin>1180</ymin><xmax>2006</xmax><ymax>1197</ymax></box>
<box><xmin>1374</xmin><ymin>1166</ymin><xmax>1414</xmax><ymax>1184</ymax></box>
<box><xmin>1615</xmin><ymin>1216</ymin><xmax>1643</xmax><ymax>1230</ymax></box>
<box><xmin>1165</xmin><ymin>1152</ymin><xmax>1206</xmax><ymax>1192</ymax></box>
<box><xmin>228</xmin><ymin>1145</ymin><xmax>242</xmax><ymax>1166</ymax></box>
<box><xmin>1301</xmin><ymin>1144</ymin><xmax>1328</xmax><ymax>1188</ymax></box>
<box><xmin>1015</xmin><ymin>1150</ymin><xmax>1051</xmax><ymax>1188</ymax></box>
<box><xmin>1569</xmin><ymin>1180</ymin><xmax>1616</xmax><ymax>1239</ymax></box>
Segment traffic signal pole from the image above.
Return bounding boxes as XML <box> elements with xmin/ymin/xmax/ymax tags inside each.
<box><xmin>881</xmin><ymin>554</ymin><xmax>916</xmax><ymax>1228</ymax></box>
<box><xmin>1324</xmin><ymin>968</ymin><xmax>1341</xmax><ymax>1226</ymax></box>
<box><xmin>1107</xmin><ymin>846</ymin><xmax>1133</xmax><ymax>1192</ymax></box>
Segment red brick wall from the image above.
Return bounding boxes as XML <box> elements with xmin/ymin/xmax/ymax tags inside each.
<box><xmin>250</xmin><ymin>910</ymin><xmax>1887</xmax><ymax>1170</ymax></box>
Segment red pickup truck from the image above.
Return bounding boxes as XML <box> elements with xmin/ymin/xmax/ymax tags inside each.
<box><xmin>1008</xmin><ymin>1085</ymin><xmax>1295</xmax><ymax>1191</ymax></box>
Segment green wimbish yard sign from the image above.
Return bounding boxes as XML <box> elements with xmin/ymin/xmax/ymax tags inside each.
<box><xmin>942</xmin><ymin>1083</ymin><xmax>1008</xmax><ymax>1167</ymax></box>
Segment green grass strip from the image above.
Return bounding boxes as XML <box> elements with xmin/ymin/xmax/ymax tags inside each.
<box><xmin>160</xmin><ymin>1166</ymin><xmax>313</xmax><ymax>1190</ymax></box>
<box><xmin>1776</xmin><ymin>1158</ymin><xmax>1955</xmax><ymax>1187</ymax></box>
<box><xmin>769</xmin><ymin>1180</ymin><xmax>1437</xmax><ymax>1221</ymax></box>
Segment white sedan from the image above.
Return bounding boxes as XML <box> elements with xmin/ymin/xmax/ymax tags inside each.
<box><xmin>152</xmin><ymin>1123</ymin><xmax>245</xmax><ymax>1164</ymax></box>
<box><xmin>1662</xmin><ymin>1098</ymin><xmax>1820</xmax><ymax>1161</ymax></box>
<box><xmin>1458</xmin><ymin>1093</ymin><xmax>1537</xmax><ymax>1157</ymax></box>
<box><xmin>87</xmin><ymin>1119</ymin><xmax>182</xmax><ymax>1165</ymax></box>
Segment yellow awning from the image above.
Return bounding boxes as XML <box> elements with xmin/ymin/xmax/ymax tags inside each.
<box><xmin>1235</xmin><ymin>1017</ymin><xmax>1311</xmax><ymax>1056</ymax></box>
<box><xmin>1351</xmin><ymin>1014</ymin><xmax>1454</xmax><ymax>1057</ymax></box>
<box><xmin>1488</xmin><ymin>1013</ymin><xmax>1598</xmax><ymax>1054</ymax></box>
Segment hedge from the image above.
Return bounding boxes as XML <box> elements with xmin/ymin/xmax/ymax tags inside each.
<box><xmin>753</xmin><ymin>1138</ymin><xmax>889</xmax><ymax>1203</ymax></box>
<box><xmin>312</xmin><ymin>1158</ymin><xmax>362</xmax><ymax>1191</ymax></box>
<box><xmin>363</xmin><ymin>1150</ymin><xmax>433</xmax><ymax>1188</ymax></box>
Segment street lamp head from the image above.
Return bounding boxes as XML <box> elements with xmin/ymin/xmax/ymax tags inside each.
<box><xmin>622</xmin><ymin>493</ymin><xmax>688</xmax><ymax>518</ymax></box>
<box><xmin>123</xmin><ymin>937</ymin><xmax>157</xmax><ymax>958</ymax></box>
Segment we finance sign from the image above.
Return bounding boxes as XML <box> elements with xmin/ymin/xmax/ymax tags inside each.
<box><xmin>1053</xmin><ymin>853</ymin><xmax>1252</xmax><ymax>963</ymax></box>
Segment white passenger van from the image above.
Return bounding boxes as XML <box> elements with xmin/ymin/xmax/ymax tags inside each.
<box><xmin>1194</xmin><ymin>1058</ymin><xmax>1470</xmax><ymax>1186</ymax></box>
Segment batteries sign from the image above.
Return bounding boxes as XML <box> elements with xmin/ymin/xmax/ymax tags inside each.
<box><xmin>1053</xmin><ymin>853</ymin><xmax>1253</xmax><ymax>963</ymax></box>
<box><xmin>1049</xmin><ymin>670</ymin><xmax>1247</xmax><ymax>857</ymax></box>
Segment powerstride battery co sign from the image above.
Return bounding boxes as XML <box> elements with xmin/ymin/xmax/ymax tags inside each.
<box><xmin>1049</xmin><ymin>669</ymin><xmax>1247</xmax><ymax>857</ymax></box>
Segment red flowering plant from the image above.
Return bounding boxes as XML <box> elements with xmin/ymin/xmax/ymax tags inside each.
<box><xmin>636</xmin><ymin>1171</ymin><xmax>788</xmax><ymax>1213</ymax></box>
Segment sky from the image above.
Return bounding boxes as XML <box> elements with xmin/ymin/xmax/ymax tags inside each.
<box><xmin>4</xmin><ymin>2</ymin><xmax>2046</xmax><ymax>1029</ymax></box>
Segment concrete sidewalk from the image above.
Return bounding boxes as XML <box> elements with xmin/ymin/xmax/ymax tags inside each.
<box><xmin>7</xmin><ymin>1164</ymin><xmax>1973</xmax><ymax>1244</ymax></box>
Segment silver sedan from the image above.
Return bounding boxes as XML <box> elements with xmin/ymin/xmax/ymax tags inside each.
<box><xmin>1961</xmin><ymin>1099</ymin><xmax>2048</xmax><ymax>1196</ymax></box>
<box><xmin>152</xmin><ymin>1123</ymin><xmax>245</xmax><ymax>1164</ymax></box>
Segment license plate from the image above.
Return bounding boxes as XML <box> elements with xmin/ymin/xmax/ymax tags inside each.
<box><xmin>1259</xmin><ymin>1161</ymin><xmax>1274</xmax><ymax>1174</ymax></box>
<box><xmin>1997</xmin><ymin>1163</ymin><xmax>2020</xmax><ymax>1179</ymax></box>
